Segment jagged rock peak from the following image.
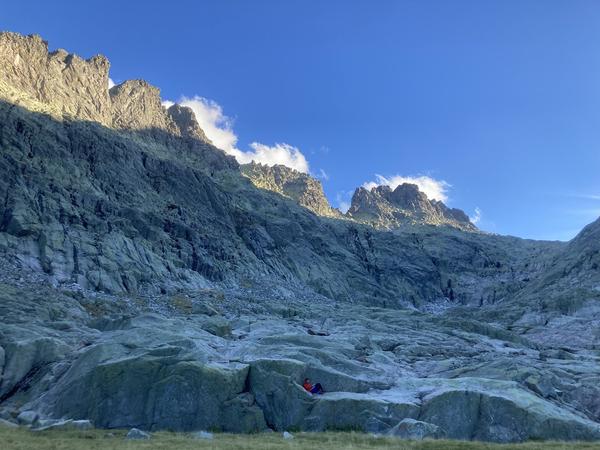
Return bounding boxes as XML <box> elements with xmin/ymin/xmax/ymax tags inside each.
<box><xmin>0</xmin><ymin>32</ymin><xmax>112</xmax><ymax>125</ymax></box>
<box><xmin>347</xmin><ymin>183</ymin><xmax>476</xmax><ymax>231</ymax></box>
<box><xmin>109</xmin><ymin>79</ymin><xmax>177</xmax><ymax>133</ymax></box>
<box><xmin>241</xmin><ymin>162</ymin><xmax>341</xmax><ymax>218</ymax></box>
<box><xmin>167</xmin><ymin>104</ymin><xmax>211</xmax><ymax>144</ymax></box>
<box><xmin>0</xmin><ymin>31</ymin><xmax>210</xmax><ymax>142</ymax></box>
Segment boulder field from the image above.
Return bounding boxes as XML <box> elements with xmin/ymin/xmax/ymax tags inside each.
<box><xmin>1</xmin><ymin>275</ymin><xmax>600</xmax><ymax>442</ymax></box>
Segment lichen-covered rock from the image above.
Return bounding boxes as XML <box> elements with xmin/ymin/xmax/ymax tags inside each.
<box><xmin>388</xmin><ymin>418</ymin><xmax>445</xmax><ymax>440</ymax></box>
<box><xmin>0</xmin><ymin>338</ymin><xmax>68</xmax><ymax>398</ymax></box>
<box><xmin>126</xmin><ymin>428</ymin><xmax>150</xmax><ymax>440</ymax></box>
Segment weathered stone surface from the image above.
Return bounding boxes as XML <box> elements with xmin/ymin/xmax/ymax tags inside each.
<box><xmin>167</xmin><ymin>104</ymin><xmax>211</xmax><ymax>143</ymax></box>
<box><xmin>0</xmin><ymin>418</ymin><xmax>18</xmax><ymax>428</ymax></box>
<box><xmin>388</xmin><ymin>418</ymin><xmax>445</xmax><ymax>440</ymax></box>
<box><xmin>126</xmin><ymin>428</ymin><xmax>150</xmax><ymax>440</ymax></box>
<box><xmin>34</xmin><ymin>419</ymin><xmax>93</xmax><ymax>431</ymax></box>
<box><xmin>110</xmin><ymin>80</ymin><xmax>177</xmax><ymax>133</ymax></box>
<box><xmin>0</xmin><ymin>338</ymin><xmax>68</xmax><ymax>398</ymax></box>
<box><xmin>0</xmin><ymin>33</ymin><xmax>112</xmax><ymax>125</ymax></box>
<box><xmin>16</xmin><ymin>410</ymin><xmax>38</xmax><ymax>426</ymax></box>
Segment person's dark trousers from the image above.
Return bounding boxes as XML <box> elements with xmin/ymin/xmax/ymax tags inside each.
<box><xmin>311</xmin><ymin>383</ymin><xmax>324</xmax><ymax>394</ymax></box>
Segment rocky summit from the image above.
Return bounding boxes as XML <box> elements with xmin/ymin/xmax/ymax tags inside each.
<box><xmin>0</xmin><ymin>31</ymin><xmax>599</xmax><ymax>443</ymax></box>
<box><xmin>347</xmin><ymin>184</ymin><xmax>477</xmax><ymax>231</ymax></box>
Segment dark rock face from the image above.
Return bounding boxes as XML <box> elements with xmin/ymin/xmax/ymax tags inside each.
<box><xmin>347</xmin><ymin>184</ymin><xmax>476</xmax><ymax>231</ymax></box>
<box><xmin>1</xmin><ymin>31</ymin><xmax>600</xmax><ymax>442</ymax></box>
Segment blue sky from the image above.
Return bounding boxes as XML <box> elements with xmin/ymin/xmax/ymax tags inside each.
<box><xmin>2</xmin><ymin>0</ymin><xmax>600</xmax><ymax>240</ymax></box>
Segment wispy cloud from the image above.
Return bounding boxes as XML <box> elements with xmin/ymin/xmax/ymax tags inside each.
<box><xmin>108</xmin><ymin>77</ymin><xmax>116</xmax><ymax>89</ymax></box>
<box><xmin>470</xmin><ymin>207</ymin><xmax>482</xmax><ymax>225</ymax></box>
<box><xmin>316</xmin><ymin>168</ymin><xmax>329</xmax><ymax>181</ymax></box>
<box><xmin>577</xmin><ymin>194</ymin><xmax>600</xmax><ymax>201</ymax></box>
<box><xmin>363</xmin><ymin>174</ymin><xmax>450</xmax><ymax>202</ymax></box>
<box><xmin>163</xmin><ymin>95</ymin><xmax>309</xmax><ymax>173</ymax></box>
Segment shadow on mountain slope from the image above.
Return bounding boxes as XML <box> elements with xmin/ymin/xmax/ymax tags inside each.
<box><xmin>0</xmin><ymin>99</ymin><xmax>564</xmax><ymax>310</ymax></box>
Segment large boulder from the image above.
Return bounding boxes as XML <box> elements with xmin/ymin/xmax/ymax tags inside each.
<box><xmin>248</xmin><ymin>358</ymin><xmax>418</xmax><ymax>432</ymax></box>
<box><xmin>249</xmin><ymin>359</ymin><xmax>316</xmax><ymax>430</ymax></box>
<box><xmin>303</xmin><ymin>392</ymin><xmax>419</xmax><ymax>432</ymax></box>
<box><xmin>44</xmin><ymin>351</ymin><xmax>264</xmax><ymax>432</ymax></box>
<box><xmin>0</xmin><ymin>337</ymin><xmax>68</xmax><ymax>398</ymax></box>
<box><xmin>417</xmin><ymin>379</ymin><xmax>600</xmax><ymax>442</ymax></box>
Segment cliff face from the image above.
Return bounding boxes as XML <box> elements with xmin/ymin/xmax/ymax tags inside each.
<box><xmin>0</xmin><ymin>33</ymin><xmax>112</xmax><ymax>125</ymax></box>
<box><xmin>0</xmin><ymin>32</ymin><xmax>215</xmax><ymax>143</ymax></box>
<box><xmin>347</xmin><ymin>183</ymin><xmax>476</xmax><ymax>231</ymax></box>
<box><xmin>240</xmin><ymin>162</ymin><xmax>342</xmax><ymax>218</ymax></box>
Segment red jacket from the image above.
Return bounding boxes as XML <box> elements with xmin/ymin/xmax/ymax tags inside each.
<box><xmin>303</xmin><ymin>381</ymin><xmax>313</xmax><ymax>392</ymax></box>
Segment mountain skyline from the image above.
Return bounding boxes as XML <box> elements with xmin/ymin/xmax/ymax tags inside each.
<box><xmin>2</xmin><ymin>26</ymin><xmax>600</xmax><ymax>443</ymax></box>
<box><xmin>2</xmin><ymin>0</ymin><xmax>600</xmax><ymax>240</ymax></box>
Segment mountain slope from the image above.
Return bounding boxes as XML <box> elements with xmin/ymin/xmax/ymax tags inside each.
<box><xmin>0</xmin><ymin>31</ymin><xmax>599</xmax><ymax>442</ymax></box>
<box><xmin>0</xmin><ymin>32</ymin><xmax>548</xmax><ymax>307</ymax></box>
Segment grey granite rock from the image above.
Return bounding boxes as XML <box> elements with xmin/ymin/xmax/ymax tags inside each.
<box><xmin>126</xmin><ymin>428</ymin><xmax>150</xmax><ymax>440</ymax></box>
<box><xmin>388</xmin><ymin>418</ymin><xmax>445</xmax><ymax>440</ymax></box>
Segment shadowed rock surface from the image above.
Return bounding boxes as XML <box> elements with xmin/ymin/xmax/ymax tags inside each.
<box><xmin>0</xmin><ymin>31</ymin><xmax>599</xmax><ymax>442</ymax></box>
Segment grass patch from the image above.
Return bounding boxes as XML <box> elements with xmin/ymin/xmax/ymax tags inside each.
<box><xmin>2</xmin><ymin>427</ymin><xmax>600</xmax><ymax>450</ymax></box>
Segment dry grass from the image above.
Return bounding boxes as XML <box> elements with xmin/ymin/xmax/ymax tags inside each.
<box><xmin>2</xmin><ymin>427</ymin><xmax>600</xmax><ymax>450</ymax></box>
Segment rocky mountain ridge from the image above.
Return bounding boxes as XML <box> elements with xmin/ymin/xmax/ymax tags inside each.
<box><xmin>347</xmin><ymin>183</ymin><xmax>476</xmax><ymax>231</ymax></box>
<box><xmin>0</xmin><ymin>31</ymin><xmax>476</xmax><ymax>232</ymax></box>
<box><xmin>0</xmin><ymin>32</ymin><xmax>214</xmax><ymax>145</ymax></box>
<box><xmin>0</xmin><ymin>31</ymin><xmax>599</xmax><ymax>442</ymax></box>
<box><xmin>240</xmin><ymin>162</ymin><xmax>342</xmax><ymax>218</ymax></box>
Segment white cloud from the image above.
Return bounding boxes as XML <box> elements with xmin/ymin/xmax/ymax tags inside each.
<box><xmin>470</xmin><ymin>207</ymin><xmax>482</xmax><ymax>224</ymax></box>
<box><xmin>363</xmin><ymin>174</ymin><xmax>450</xmax><ymax>202</ymax></box>
<box><xmin>108</xmin><ymin>77</ymin><xmax>116</xmax><ymax>89</ymax></box>
<box><xmin>163</xmin><ymin>95</ymin><xmax>309</xmax><ymax>173</ymax></box>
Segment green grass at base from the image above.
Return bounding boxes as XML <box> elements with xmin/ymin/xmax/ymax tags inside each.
<box><xmin>2</xmin><ymin>427</ymin><xmax>600</xmax><ymax>450</ymax></box>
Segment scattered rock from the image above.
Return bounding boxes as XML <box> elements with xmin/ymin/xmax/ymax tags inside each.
<box><xmin>388</xmin><ymin>418</ymin><xmax>445</xmax><ymax>440</ymax></box>
<box><xmin>283</xmin><ymin>431</ymin><xmax>294</xmax><ymax>439</ymax></box>
<box><xmin>201</xmin><ymin>316</ymin><xmax>232</xmax><ymax>337</ymax></box>
<box><xmin>16</xmin><ymin>411</ymin><xmax>39</xmax><ymax>426</ymax></box>
<box><xmin>126</xmin><ymin>428</ymin><xmax>150</xmax><ymax>440</ymax></box>
<box><xmin>192</xmin><ymin>430</ymin><xmax>214</xmax><ymax>440</ymax></box>
<box><xmin>35</xmin><ymin>419</ymin><xmax>93</xmax><ymax>431</ymax></box>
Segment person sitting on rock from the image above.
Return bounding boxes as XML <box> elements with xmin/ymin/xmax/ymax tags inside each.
<box><xmin>303</xmin><ymin>378</ymin><xmax>324</xmax><ymax>394</ymax></box>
